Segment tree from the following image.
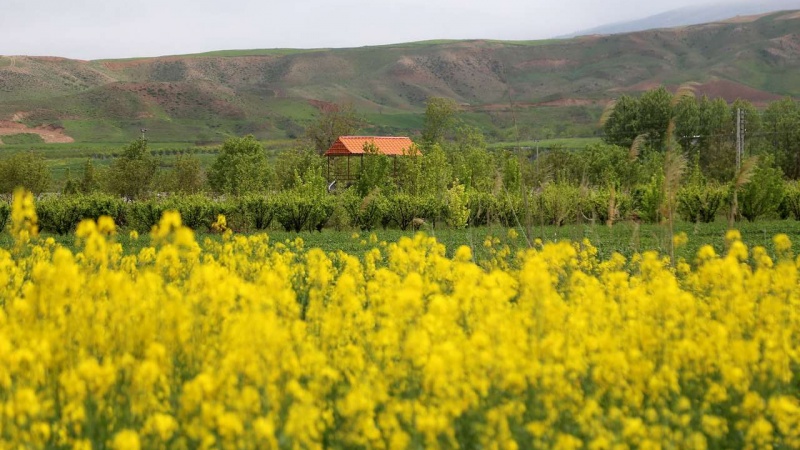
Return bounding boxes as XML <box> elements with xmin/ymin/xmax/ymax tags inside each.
<box><xmin>697</xmin><ymin>97</ymin><xmax>734</xmax><ymax>181</ymax></box>
<box><xmin>305</xmin><ymin>103</ymin><xmax>365</xmax><ymax>154</ymax></box>
<box><xmin>673</xmin><ymin>95</ymin><xmax>701</xmax><ymax>156</ymax></box>
<box><xmin>162</xmin><ymin>154</ymin><xmax>205</xmax><ymax>194</ymax></box>
<box><xmin>422</xmin><ymin>97</ymin><xmax>459</xmax><ymax>147</ymax></box>
<box><xmin>355</xmin><ymin>142</ymin><xmax>392</xmax><ymax>197</ymax></box>
<box><xmin>273</xmin><ymin>143</ymin><xmax>324</xmax><ymax>190</ymax></box>
<box><xmin>208</xmin><ymin>135</ymin><xmax>272</xmax><ymax>195</ymax></box>
<box><xmin>106</xmin><ymin>139</ymin><xmax>158</xmax><ymax>199</ymax></box>
<box><xmin>762</xmin><ymin>98</ymin><xmax>800</xmax><ymax>179</ymax></box>
<box><xmin>637</xmin><ymin>86</ymin><xmax>673</xmax><ymax>149</ymax></box>
<box><xmin>78</xmin><ymin>159</ymin><xmax>101</xmax><ymax>194</ymax></box>
<box><xmin>602</xmin><ymin>94</ymin><xmax>640</xmax><ymax>148</ymax></box>
<box><xmin>0</xmin><ymin>151</ymin><xmax>51</xmax><ymax>194</ymax></box>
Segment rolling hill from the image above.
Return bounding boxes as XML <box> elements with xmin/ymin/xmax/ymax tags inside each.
<box><xmin>1</xmin><ymin>10</ymin><xmax>798</xmax><ymax>145</ymax></box>
<box><xmin>562</xmin><ymin>0</ymin><xmax>800</xmax><ymax>37</ymax></box>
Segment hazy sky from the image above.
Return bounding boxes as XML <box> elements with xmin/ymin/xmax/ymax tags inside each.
<box><xmin>0</xmin><ymin>0</ymin><xmax>741</xmax><ymax>59</ymax></box>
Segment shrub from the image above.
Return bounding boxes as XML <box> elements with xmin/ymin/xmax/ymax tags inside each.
<box><xmin>538</xmin><ymin>182</ymin><xmax>585</xmax><ymax>226</ymax></box>
<box><xmin>589</xmin><ymin>188</ymin><xmax>633</xmax><ymax>225</ymax></box>
<box><xmin>340</xmin><ymin>188</ymin><xmax>388</xmax><ymax>231</ymax></box>
<box><xmin>739</xmin><ymin>164</ymin><xmax>785</xmax><ymax>222</ymax></box>
<box><xmin>445</xmin><ymin>182</ymin><xmax>470</xmax><ymax>229</ymax></box>
<box><xmin>37</xmin><ymin>194</ymin><xmax>126</xmax><ymax>234</ymax></box>
<box><xmin>238</xmin><ymin>194</ymin><xmax>276</xmax><ymax>231</ymax></box>
<box><xmin>633</xmin><ymin>174</ymin><xmax>664</xmax><ymax>223</ymax></box>
<box><xmin>465</xmin><ymin>190</ymin><xmax>495</xmax><ymax>226</ymax></box>
<box><xmin>782</xmin><ymin>181</ymin><xmax>800</xmax><ymax>220</ymax></box>
<box><xmin>385</xmin><ymin>193</ymin><xmax>439</xmax><ymax>230</ymax></box>
<box><xmin>677</xmin><ymin>183</ymin><xmax>726</xmax><ymax>223</ymax></box>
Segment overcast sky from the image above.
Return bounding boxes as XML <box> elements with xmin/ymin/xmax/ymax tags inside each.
<box><xmin>0</xmin><ymin>0</ymin><xmax>757</xmax><ymax>60</ymax></box>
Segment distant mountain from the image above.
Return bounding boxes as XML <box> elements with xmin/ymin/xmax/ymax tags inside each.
<box><xmin>563</xmin><ymin>0</ymin><xmax>800</xmax><ymax>37</ymax></box>
<box><xmin>1</xmin><ymin>11</ymin><xmax>799</xmax><ymax>144</ymax></box>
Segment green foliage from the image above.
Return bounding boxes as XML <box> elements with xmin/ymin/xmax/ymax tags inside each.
<box><xmin>637</xmin><ymin>87</ymin><xmax>672</xmax><ymax>149</ymax></box>
<box><xmin>466</xmin><ymin>190</ymin><xmax>496</xmax><ymax>226</ymax></box>
<box><xmin>355</xmin><ymin>143</ymin><xmax>392</xmax><ymax>196</ymax></box>
<box><xmin>78</xmin><ymin>159</ymin><xmax>101</xmax><ymax>194</ymax></box>
<box><xmin>782</xmin><ymin>181</ymin><xmax>800</xmax><ymax>220</ymax></box>
<box><xmin>418</xmin><ymin>144</ymin><xmax>451</xmax><ymax>196</ymax></box>
<box><xmin>603</xmin><ymin>95</ymin><xmax>639</xmax><ymax>148</ymax></box>
<box><xmin>588</xmin><ymin>188</ymin><xmax>632</xmax><ymax>224</ymax></box>
<box><xmin>208</xmin><ymin>135</ymin><xmax>272</xmax><ymax>195</ymax></box>
<box><xmin>0</xmin><ymin>133</ymin><xmax>44</xmax><ymax>145</ymax></box>
<box><xmin>500</xmin><ymin>152</ymin><xmax>521</xmax><ymax>193</ymax></box>
<box><xmin>161</xmin><ymin>154</ymin><xmax>205</xmax><ymax>194</ymax></box>
<box><xmin>273</xmin><ymin>145</ymin><xmax>324</xmax><ymax>190</ymax></box>
<box><xmin>422</xmin><ymin>97</ymin><xmax>458</xmax><ymax>146</ymax></box>
<box><xmin>762</xmin><ymin>98</ymin><xmax>800</xmax><ymax>179</ymax></box>
<box><xmin>340</xmin><ymin>188</ymin><xmax>388</xmax><ymax>231</ymax></box>
<box><xmin>581</xmin><ymin>143</ymin><xmax>638</xmax><ymax>189</ymax></box>
<box><xmin>635</xmin><ymin>173</ymin><xmax>665</xmax><ymax>223</ymax></box>
<box><xmin>677</xmin><ymin>183</ymin><xmax>726</xmax><ymax>223</ymax></box>
<box><xmin>385</xmin><ymin>193</ymin><xmax>439</xmax><ymax>230</ymax></box>
<box><xmin>739</xmin><ymin>161</ymin><xmax>785</xmax><ymax>222</ymax></box>
<box><xmin>105</xmin><ymin>139</ymin><xmax>158</xmax><ymax>199</ymax></box>
<box><xmin>445</xmin><ymin>182</ymin><xmax>470</xmax><ymax>229</ymax></box>
<box><xmin>275</xmin><ymin>169</ymin><xmax>334</xmax><ymax>232</ymax></box>
<box><xmin>37</xmin><ymin>193</ymin><xmax>126</xmax><ymax>234</ymax></box>
<box><xmin>537</xmin><ymin>182</ymin><xmax>585</xmax><ymax>226</ymax></box>
<box><xmin>0</xmin><ymin>151</ymin><xmax>51</xmax><ymax>194</ymax></box>
<box><xmin>238</xmin><ymin>194</ymin><xmax>276</xmax><ymax>230</ymax></box>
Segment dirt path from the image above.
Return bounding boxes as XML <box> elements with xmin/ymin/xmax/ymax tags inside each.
<box><xmin>0</xmin><ymin>120</ymin><xmax>74</xmax><ymax>144</ymax></box>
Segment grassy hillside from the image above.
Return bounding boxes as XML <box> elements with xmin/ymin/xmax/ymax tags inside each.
<box><xmin>0</xmin><ymin>11</ymin><xmax>798</xmax><ymax>145</ymax></box>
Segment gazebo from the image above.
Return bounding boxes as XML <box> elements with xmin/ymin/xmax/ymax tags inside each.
<box><xmin>324</xmin><ymin>136</ymin><xmax>419</xmax><ymax>183</ymax></box>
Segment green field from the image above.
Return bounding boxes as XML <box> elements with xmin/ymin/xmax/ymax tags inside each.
<box><xmin>3</xmin><ymin>219</ymin><xmax>798</xmax><ymax>264</ymax></box>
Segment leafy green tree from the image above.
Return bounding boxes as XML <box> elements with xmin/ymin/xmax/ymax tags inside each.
<box><xmin>0</xmin><ymin>151</ymin><xmax>51</xmax><ymax>194</ymax></box>
<box><xmin>603</xmin><ymin>94</ymin><xmax>640</xmax><ymax>148</ymax></box>
<box><xmin>305</xmin><ymin>103</ymin><xmax>365</xmax><ymax>154</ymax></box>
<box><xmin>422</xmin><ymin>97</ymin><xmax>459</xmax><ymax>147</ymax></box>
<box><xmin>637</xmin><ymin>86</ymin><xmax>673</xmax><ymax>149</ymax></box>
<box><xmin>162</xmin><ymin>154</ymin><xmax>205</xmax><ymax>194</ymax></box>
<box><xmin>739</xmin><ymin>157</ymin><xmax>785</xmax><ymax>221</ymax></box>
<box><xmin>673</xmin><ymin>95</ymin><xmax>701</xmax><ymax>156</ymax></box>
<box><xmin>762</xmin><ymin>98</ymin><xmax>800</xmax><ymax>179</ymax></box>
<box><xmin>106</xmin><ymin>139</ymin><xmax>158</xmax><ymax>199</ymax></box>
<box><xmin>355</xmin><ymin>142</ymin><xmax>392</xmax><ymax>197</ymax></box>
<box><xmin>208</xmin><ymin>135</ymin><xmax>272</xmax><ymax>195</ymax></box>
<box><xmin>273</xmin><ymin>143</ymin><xmax>324</xmax><ymax>190</ymax></box>
<box><xmin>418</xmin><ymin>144</ymin><xmax>451</xmax><ymax>197</ymax></box>
<box><xmin>582</xmin><ymin>143</ymin><xmax>639</xmax><ymax>190</ymax></box>
<box><xmin>78</xmin><ymin>159</ymin><xmax>101</xmax><ymax>194</ymax></box>
<box><xmin>697</xmin><ymin>97</ymin><xmax>734</xmax><ymax>181</ymax></box>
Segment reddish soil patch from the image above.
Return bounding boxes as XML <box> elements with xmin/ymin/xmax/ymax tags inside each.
<box><xmin>694</xmin><ymin>79</ymin><xmax>782</xmax><ymax>105</ymax></box>
<box><xmin>0</xmin><ymin>120</ymin><xmax>74</xmax><ymax>144</ymax></box>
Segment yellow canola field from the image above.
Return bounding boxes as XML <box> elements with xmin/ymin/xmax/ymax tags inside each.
<box><xmin>1</xmin><ymin>189</ymin><xmax>800</xmax><ymax>450</ymax></box>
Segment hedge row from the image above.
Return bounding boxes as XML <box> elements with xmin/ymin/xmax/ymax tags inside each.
<box><xmin>0</xmin><ymin>181</ymin><xmax>796</xmax><ymax>236</ymax></box>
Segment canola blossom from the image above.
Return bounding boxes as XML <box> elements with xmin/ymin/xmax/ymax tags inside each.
<box><xmin>1</xmin><ymin>189</ymin><xmax>800</xmax><ymax>449</ymax></box>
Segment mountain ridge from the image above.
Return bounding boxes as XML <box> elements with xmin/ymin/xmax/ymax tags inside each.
<box><xmin>1</xmin><ymin>10</ymin><xmax>798</xmax><ymax>144</ymax></box>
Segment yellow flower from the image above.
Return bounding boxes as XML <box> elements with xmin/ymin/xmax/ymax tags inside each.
<box><xmin>111</xmin><ymin>430</ymin><xmax>140</xmax><ymax>450</ymax></box>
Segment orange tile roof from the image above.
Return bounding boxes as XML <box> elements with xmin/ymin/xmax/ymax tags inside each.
<box><xmin>324</xmin><ymin>136</ymin><xmax>419</xmax><ymax>156</ymax></box>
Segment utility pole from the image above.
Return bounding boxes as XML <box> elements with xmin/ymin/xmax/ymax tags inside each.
<box><xmin>736</xmin><ymin>108</ymin><xmax>744</xmax><ymax>171</ymax></box>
